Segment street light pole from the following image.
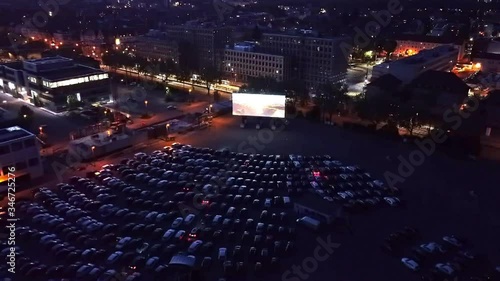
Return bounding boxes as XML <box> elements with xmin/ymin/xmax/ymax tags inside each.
<box><xmin>144</xmin><ymin>100</ymin><xmax>148</xmax><ymax>115</ymax></box>
<box><xmin>91</xmin><ymin>146</ymin><xmax>96</xmax><ymax>166</ymax></box>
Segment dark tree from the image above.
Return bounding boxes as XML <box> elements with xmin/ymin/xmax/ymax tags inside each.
<box><xmin>251</xmin><ymin>26</ymin><xmax>263</xmax><ymax>41</ymax></box>
<box><xmin>17</xmin><ymin>105</ymin><xmax>35</xmax><ymax>128</ymax></box>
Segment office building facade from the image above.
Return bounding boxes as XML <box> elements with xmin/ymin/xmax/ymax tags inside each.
<box><xmin>133</xmin><ymin>32</ymin><xmax>180</xmax><ymax>63</ymax></box>
<box><xmin>259</xmin><ymin>32</ymin><xmax>350</xmax><ymax>89</ymax></box>
<box><xmin>223</xmin><ymin>42</ymin><xmax>290</xmax><ymax>82</ymax></box>
<box><xmin>372</xmin><ymin>45</ymin><xmax>459</xmax><ymax>84</ymax></box>
<box><xmin>0</xmin><ymin>126</ymin><xmax>42</xmax><ymax>186</ymax></box>
<box><xmin>164</xmin><ymin>25</ymin><xmax>233</xmax><ymax>70</ymax></box>
<box><xmin>0</xmin><ymin>56</ymin><xmax>110</xmax><ymax>113</ymax></box>
<box><xmin>394</xmin><ymin>35</ymin><xmax>465</xmax><ymax>61</ymax></box>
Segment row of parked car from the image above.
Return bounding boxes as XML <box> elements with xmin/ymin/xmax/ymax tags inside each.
<box><xmin>288</xmin><ymin>154</ymin><xmax>403</xmax><ymax>213</ymax></box>
<box><xmin>1</xmin><ymin>143</ymin><xmax>405</xmax><ymax>281</ymax></box>
<box><xmin>381</xmin><ymin>228</ymin><xmax>499</xmax><ymax>281</ymax></box>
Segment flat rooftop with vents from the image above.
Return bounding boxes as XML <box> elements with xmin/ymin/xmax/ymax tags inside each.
<box><xmin>0</xmin><ymin>126</ymin><xmax>33</xmax><ymax>144</ymax></box>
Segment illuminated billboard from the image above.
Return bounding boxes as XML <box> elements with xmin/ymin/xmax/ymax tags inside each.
<box><xmin>232</xmin><ymin>93</ymin><xmax>286</xmax><ymax>118</ymax></box>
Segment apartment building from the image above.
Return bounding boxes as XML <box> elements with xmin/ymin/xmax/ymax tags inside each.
<box><xmin>394</xmin><ymin>35</ymin><xmax>465</xmax><ymax>61</ymax></box>
<box><xmin>164</xmin><ymin>24</ymin><xmax>233</xmax><ymax>70</ymax></box>
<box><xmin>372</xmin><ymin>45</ymin><xmax>459</xmax><ymax>84</ymax></box>
<box><xmin>133</xmin><ymin>32</ymin><xmax>180</xmax><ymax>63</ymax></box>
<box><xmin>259</xmin><ymin>32</ymin><xmax>350</xmax><ymax>88</ymax></box>
<box><xmin>223</xmin><ymin>42</ymin><xmax>290</xmax><ymax>82</ymax></box>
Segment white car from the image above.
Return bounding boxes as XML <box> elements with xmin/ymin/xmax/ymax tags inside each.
<box><xmin>435</xmin><ymin>263</ymin><xmax>455</xmax><ymax>275</ymax></box>
<box><xmin>184</xmin><ymin>214</ymin><xmax>196</xmax><ymax>225</ymax></box>
<box><xmin>442</xmin><ymin>236</ymin><xmax>462</xmax><ymax>247</ymax></box>
<box><xmin>264</xmin><ymin>198</ymin><xmax>272</xmax><ymax>208</ymax></box>
<box><xmin>162</xmin><ymin>229</ymin><xmax>176</xmax><ymax>241</ymax></box>
<box><xmin>256</xmin><ymin>223</ymin><xmax>265</xmax><ymax>233</ymax></box>
<box><xmin>171</xmin><ymin>217</ymin><xmax>183</xmax><ymax>228</ymax></box>
<box><xmin>420</xmin><ymin>242</ymin><xmax>445</xmax><ymax>253</ymax></box>
<box><xmin>345</xmin><ymin>191</ymin><xmax>355</xmax><ymax>198</ymax></box>
<box><xmin>116</xmin><ymin>237</ymin><xmax>132</xmax><ymax>249</ymax></box>
<box><xmin>337</xmin><ymin>192</ymin><xmax>348</xmax><ymax>199</ymax></box>
<box><xmin>218</xmin><ymin>248</ymin><xmax>227</xmax><ymax>261</ymax></box>
<box><xmin>401</xmin><ymin>258</ymin><xmax>420</xmax><ymax>271</ymax></box>
<box><xmin>106</xmin><ymin>251</ymin><xmax>123</xmax><ymax>265</ymax></box>
<box><xmin>383</xmin><ymin>197</ymin><xmax>400</xmax><ymax>207</ymax></box>
<box><xmin>134</xmin><ymin>152</ymin><xmax>147</xmax><ymax>160</ymax></box>
<box><xmin>187</xmin><ymin>240</ymin><xmax>204</xmax><ymax>254</ymax></box>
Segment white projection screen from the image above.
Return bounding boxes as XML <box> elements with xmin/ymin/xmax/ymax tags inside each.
<box><xmin>232</xmin><ymin>93</ymin><xmax>286</xmax><ymax>118</ymax></box>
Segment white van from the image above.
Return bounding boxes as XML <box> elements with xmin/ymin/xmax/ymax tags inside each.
<box><xmin>282</xmin><ymin>196</ymin><xmax>291</xmax><ymax>206</ymax></box>
<box><xmin>296</xmin><ymin>216</ymin><xmax>322</xmax><ymax>231</ymax></box>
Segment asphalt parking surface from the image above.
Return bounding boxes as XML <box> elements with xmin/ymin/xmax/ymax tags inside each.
<box><xmin>171</xmin><ymin>116</ymin><xmax>500</xmax><ymax>281</ymax></box>
<box><xmin>3</xmin><ymin>114</ymin><xmax>500</xmax><ymax>281</ymax></box>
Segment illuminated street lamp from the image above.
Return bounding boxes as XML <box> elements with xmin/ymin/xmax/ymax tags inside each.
<box><xmin>23</xmin><ymin>114</ymin><xmax>27</xmax><ymax>118</ymax></box>
<box><xmin>39</xmin><ymin>126</ymin><xmax>43</xmax><ymax>134</ymax></box>
<box><xmin>91</xmin><ymin>146</ymin><xmax>96</xmax><ymax>159</ymax></box>
<box><xmin>209</xmin><ymin>104</ymin><xmax>213</xmax><ymax>113</ymax></box>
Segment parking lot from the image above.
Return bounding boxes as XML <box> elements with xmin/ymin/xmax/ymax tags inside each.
<box><xmin>2</xmin><ymin>115</ymin><xmax>500</xmax><ymax>281</ymax></box>
<box><xmin>3</xmin><ymin>142</ymin><xmax>394</xmax><ymax>281</ymax></box>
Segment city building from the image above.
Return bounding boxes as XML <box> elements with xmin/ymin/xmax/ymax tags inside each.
<box><xmin>482</xmin><ymin>90</ymin><xmax>500</xmax><ymax>152</ymax></box>
<box><xmin>473</xmin><ymin>53</ymin><xmax>500</xmax><ymax>73</ymax></box>
<box><xmin>293</xmin><ymin>192</ymin><xmax>344</xmax><ymax>225</ymax></box>
<box><xmin>471</xmin><ymin>38</ymin><xmax>500</xmax><ymax>74</ymax></box>
<box><xmin>0</xmin><ymin>56</ymin><xmax>110</xmax><ymax>113</ymax></box>
<box><xmin>259</xmin><ymin>32</ymin><xmax>350</xmax><ymax>89</ymax></box>
<box><xmin>223</xmin><ymin>42</ymin><xmax>290</xmax><ymax>82</ymax></box>
<box><xmin>406</xmin><ymin>70</ymin><xmax>470</xmax><ymax>115</ymax></box>
<box><xmin>164</xmin><ymin>24</ymin><xmax>233</xmax><ymax>70</ymax></box>
<box><xmin>365</xmin><ymin>74</ymin><xmax>402</xmax><ymax>101</ymax></box>
<box><xmin>132</xmin><ymin>31</ymin><xmax>180</xmax><ymax>63</ymax></box>
<box><xmin>394</xmin><ymin>35</ymin><xmax>466</xmax><ymax>61</ymax></box>
<box><xmin>0</xmin><ymin>126</ymin><xmax>43</xmax><ymax>186</ymax></box>
<box><xmin>371</xmin><ymin>45</ymin><xmax>459</xmax><ymax>84</ymax></box>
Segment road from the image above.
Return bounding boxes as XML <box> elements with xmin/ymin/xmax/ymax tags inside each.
<box><xmin>0</xmin><ymin>85</ymin><xmax>213</xmax><ymax>154</ymax></box>
<box><xmin>0</xmin><ymin>92</ymin><xmax>94</xmax><ymax>148</ymax></box>
<box><xmin>346</xmin><ymin>63</ymin><xmax>372</xmax><ymax>97</ymax></box>
<box><xmin>106</xmin><ymin>67</ymin><xmax>235</xmax><ymax>99</ymax></box>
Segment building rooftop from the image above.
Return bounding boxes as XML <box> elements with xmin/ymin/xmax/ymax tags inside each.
<box><xmin>25</xmin><ymin>56</ymin><xmax>72</xmax><ymax>65</ymax></box>
<box><xmin>379</xmin><ymin>45</ymin><xmax>457</xmax><ymax>69</ymax></box>
<box><xmin>0</xmin><ymin>126</ymin><xmax>33</xmax><ymax>143</ymax></box>
<box><xmin>409</xmin><ymin>70</ymin><xmax>470</xmax><ymax>94</ymax></box>
<box><xmin>395</xmin><ymin>34</ymin><xmax>465</xmax><ymax>45</ymax></box>
<box><xmin>262</xmin><ymin>31</ymin><xmax>347</xmax><ymax>41</ymax></box>
<box><xmin>474</xmin><ymin>52</ymin><xmax>500</xmax><ymax>60</ymax></box>
<box><xmin>1</xmin><ymin>61</ymin><xmax>23</xmax><ymax>70</ymax></box>
<box><xmin>368</xmin><ymin>74</ymin><xmax>402</xmax><ymax>90</ymax></box>
<box><xmin>29</xmin><ymin>64</ymin><xmax>106</xmax><ymax>81</ymax></box>
<box><xmin>294</xmin><ymin>191</ymin><xmax>343</xmax><ymax>217</ymax></box>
